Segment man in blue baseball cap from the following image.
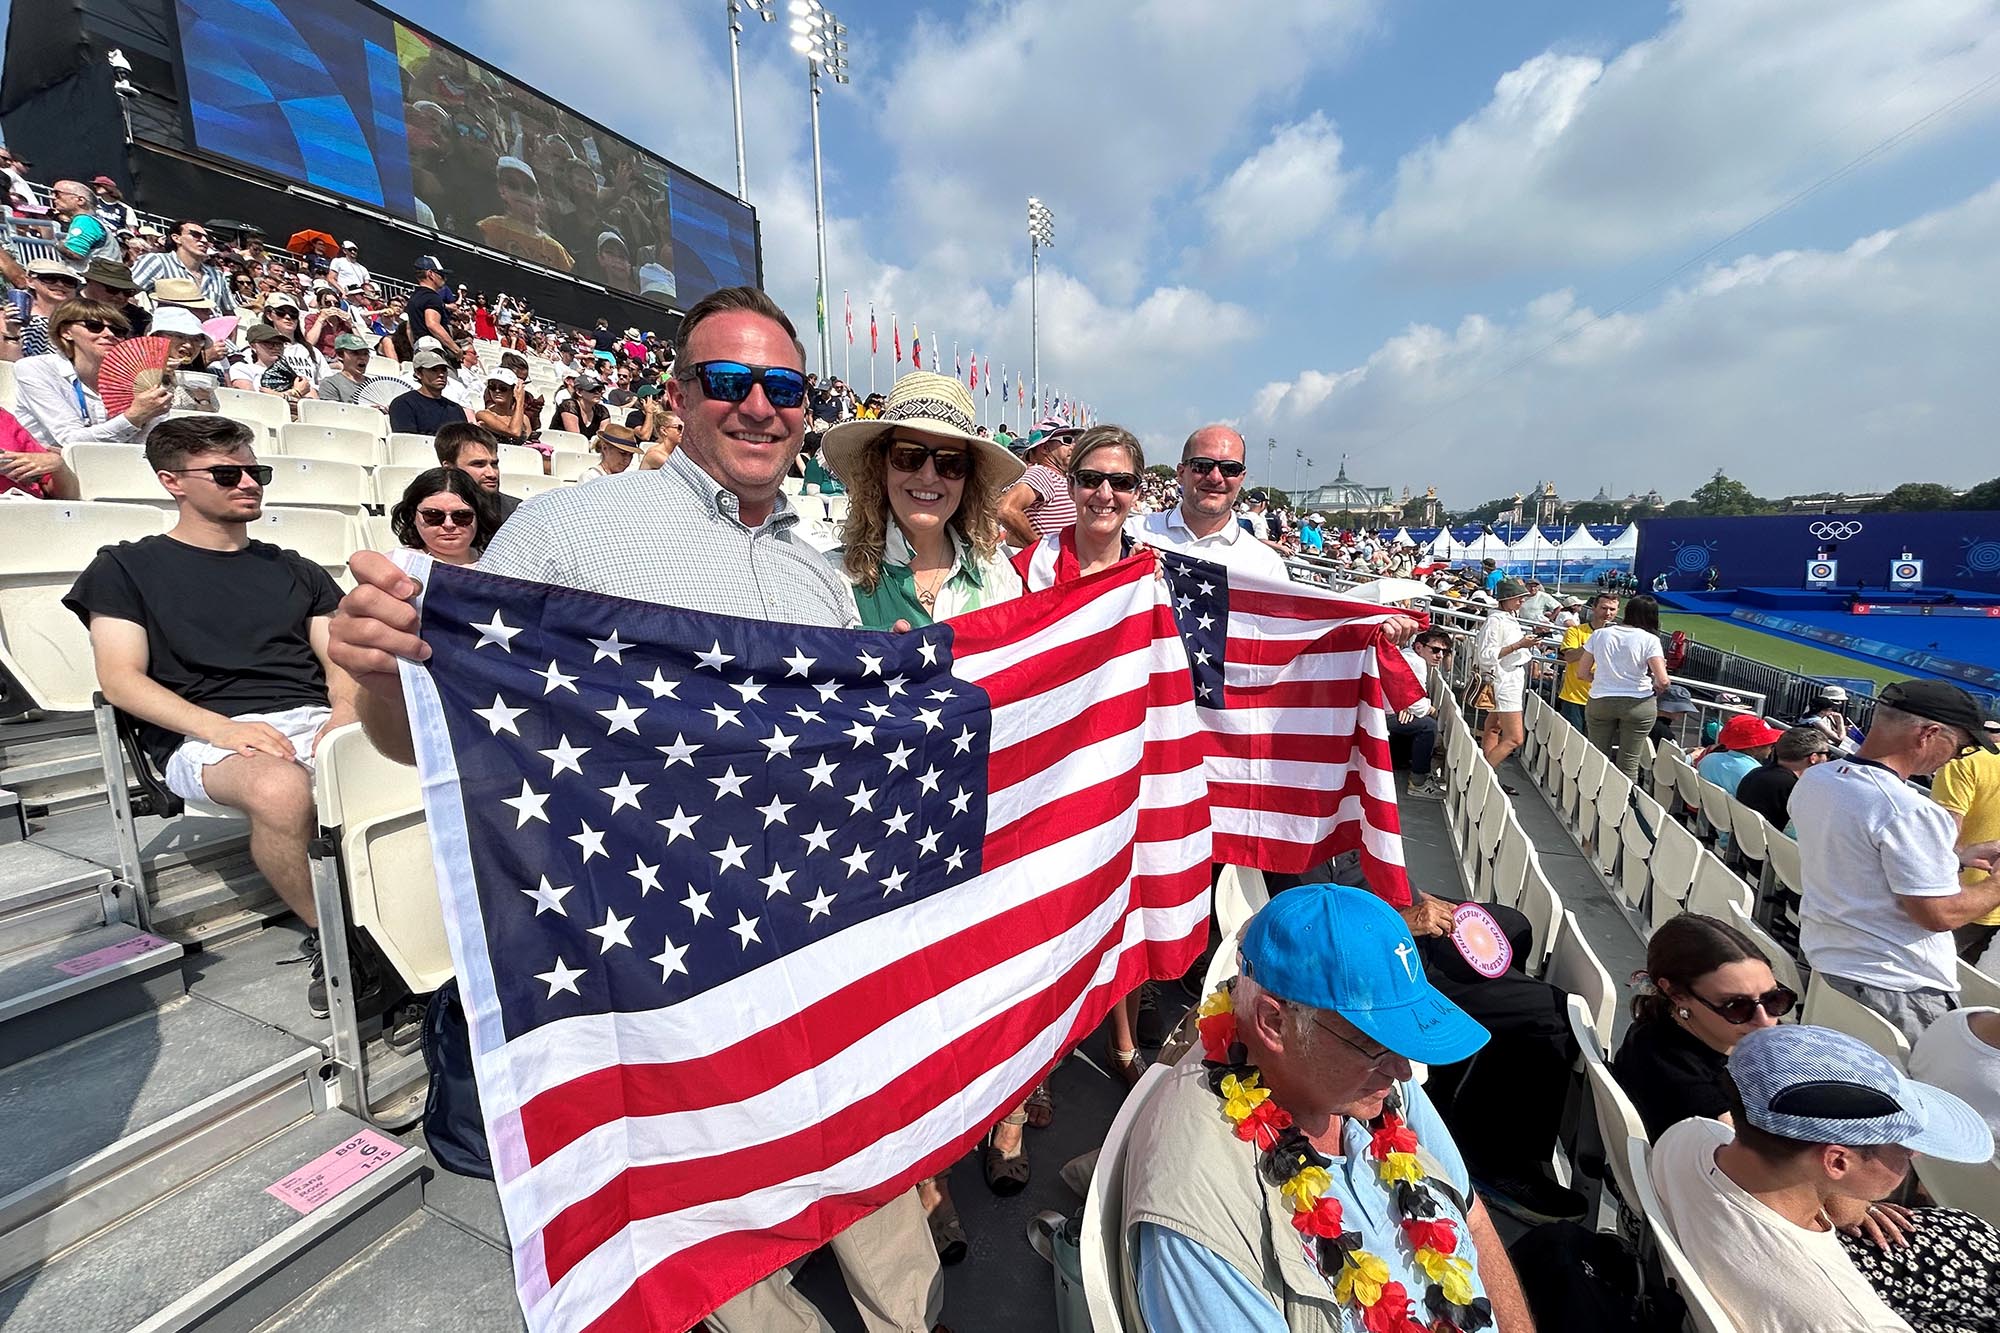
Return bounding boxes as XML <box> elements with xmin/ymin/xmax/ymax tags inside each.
<box><xmin>1651</xmin><ymin>1024</ymin><xmax>1996</xmax><ymax>1333</ymax></box>
<box><xmin>1122</xmin><ymin>884</ymin><xmax>1534</xmax><ymax>1332</ymax></box>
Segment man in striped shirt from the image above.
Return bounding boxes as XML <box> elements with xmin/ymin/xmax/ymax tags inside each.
<box><xmin>130</xmin><ymin>219</ymin><xmax>236</xmax><ymax>315</ymax></box>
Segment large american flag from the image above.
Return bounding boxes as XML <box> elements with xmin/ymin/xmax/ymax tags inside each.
<box><xmin>1154</xmin><ymin>550</ymin><xmax>1425</xmax><ymax>905</ymax></box>
<box><xmin>399</xmin><ymin>553</ymin><xmax>1211</xmax><ymax>1333</ymax></box>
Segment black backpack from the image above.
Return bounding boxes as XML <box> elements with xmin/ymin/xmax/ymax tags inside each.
<box><xmin>1507</xmin><ymin>1221</ymin><xmax>1684</xmax><ymax>1332</ymax></box>
<box><xmin>420</xmin><ymin>978</ymin><xmax>493</xmax><ymax>1179</ymax></box>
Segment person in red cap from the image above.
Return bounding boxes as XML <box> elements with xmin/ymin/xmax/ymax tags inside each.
<box><xmin>1697</xmin><ymin>713</ymin><xmax>1785</xmax><ymax>797</ymax></box>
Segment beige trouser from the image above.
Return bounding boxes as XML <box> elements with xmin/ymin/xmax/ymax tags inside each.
<box><xmin>706</xmin><ymin>1186</ymin><xmax>941</xmax><ymax>1333</ymax></box>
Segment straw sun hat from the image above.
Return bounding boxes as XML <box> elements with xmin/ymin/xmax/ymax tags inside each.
<box><xmin>820</xmin><ymin>371</ymin><xmax>1024</xmax><ymax>487</ymax></box>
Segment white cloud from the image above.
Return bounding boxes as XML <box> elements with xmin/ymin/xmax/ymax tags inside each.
<box><xmin>1254</xmin><ymin>179</ymin><xmax>2000</xmax><ymax>502</ymax></box>
<box><xmin>1369</xmin><ymin>0</ymin><xmax>2000</xmax><ymax>275</ymax></box>
<box><xmin>1204</xmin><ymin>113</ymin><xmax>1356</xmax><ymax>264</ymax></box>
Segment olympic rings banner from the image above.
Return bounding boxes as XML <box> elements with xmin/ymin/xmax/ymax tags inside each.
<box><xmin>1635</xmin><ymin>514</ymin><xmax>2000</xmax><ymax>595</ymax></box>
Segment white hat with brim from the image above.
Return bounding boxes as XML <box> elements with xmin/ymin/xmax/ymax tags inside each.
<box><xmin>821</xmin><ymin>371</ymin><xmax>1024</xmax><ymax>488</ymax></box>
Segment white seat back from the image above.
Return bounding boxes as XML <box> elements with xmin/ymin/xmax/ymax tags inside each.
<box><xmin>366</xmin><ymin>355</ymin><xmax>403</xmax><ymax>379</ymax></box>
<box><xmin>1913</xmin><ymin>1153</ymin><xmax>2000</xmax><ymax>1227</ymax></box>
<box><xmin>1803</xmin><ymin>974</ymin><xmax>1912</xmax><ymax>1065</ymax></box>
<box><xmin>312</xmin><ymin>723</ymin><xmax>453</xmax><ymax>992</ymax></box>
<box><xmin>357</xmin><ymin>513</ymin><xmax>397</xmax><ymax>553</ymax></box>
<box><xmin>1547</xmin><ymin>911</ymin><xmax>1616</xmax><ymax>1043</ymax></box>
<box><xmin>1688</xmin><ymin>852</ymin><xmax>1753</xmax><ymax>921</ymax></box>
<box><xmin>1584</xmin><ymin>1060</ymin><xmax>1650</xmax><ymax>1210</ymax></box>
<box><xmin>540</xmin><ymin>428</ymin><xmax>590</xmax><ymax>453</ymax></box>
<box><xmin>246</xmin><ymin>507</ymin><xmax>356</xmax><ymax>586</ymax></box>
<box><xmin>1958</xmin><ymin>958</ymin><xmax>2000</xmax><ymax>1010</ymax></box>
<box><xmin>1591</xmin><ymin>767</ymin><xmax>1633</xmax><ymax>865</ymax></box>
<box><xmin>1516</xmin><ymin>862</ymin><xmax>1561</xmax><ymax>973</ymax></box>
<box><xmin>1697</xmin><ymin>779</ymin><xmax>1735</xmax><ymax>844</ymax></box>
<box><xmin>297</xmin><ymin>396</ymin><xmax>389</xmax><ymax>438</ymax></box>
<box><xmin>374</xmin><ymin>464</ymin><xmax>428</xmax><ymax>510</ymax></box>
<box><xmin>0</xmin><ymin>501</ymin><xmax>170</xmax><ymax>711</ymax></box>
<box><xmin>1629</xmin><ymin>1139</ymin><xmax>1745</xmax><ymax>1333</ymax></box>
<box><xmin>1763</xmin><ymin>829</ymin><xmax>1802</xmax><ymax>898</ymax></box>
<box><xmin>277</xmin><ymin>423</ymin><xmax>381</xmax><ymax>467</ymax></box>
<box><xmin>0</xmin><ymin>358</ymin><xmax>15</xmax><ymax>411</ymax></box>
<box><xmin>550</xmin><ymin>449</ymin><xmax>596</xmax><ymax>482</ymax></box>
<box><xmin>1721</xmin><ymin>901</ymin><xmax>1804</xmax><ymax>1001</ymax></box>
<box><xmin>386</xmin><ymin>434</ymin><xmax>441</xmax><ymax>467</ymax></box>
<box><xmin>211</xmin><ymin>385</ymin><xmax>290</xmax><ymax>434</ymax></box>
<box><xmin>1726</xmin><ymin>796</ymin><xmax>1769</xmax><ymax>862</ymax></box>
<box><xmin>263</xmin><ymin>455</ymin><xmax>370</xmax><ymax>514</ymax></box>
<box><xmin>66</xmin><ymin>443</ymin><xmax>168</xmax><ymax>506</ymax></box>
<box><xmin>496</xmin><ymin>443</ymin><xmax>545</xmax><ymax>479</ymax></box>
<box><xmin>1648</xmin><ymin>819</ymin><xmax>1704</xmax><ymax>931</ymax></box>
<box><xmin>1212</xmin><ymin>865</ymin><xmax>1269</xmax><ymax>939</ymax></box>
<box><xmin>1080</xmin><ymin>1063</ymin><xmax>1175</xmax><ymax>1333</ymax></box>
<box><xmin>509</xmin><ymin>473</ymin><xmax>566</xmax><ymax>500</ymax></box>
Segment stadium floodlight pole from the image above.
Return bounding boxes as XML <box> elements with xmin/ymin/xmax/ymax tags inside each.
<box><xmin>728</xmin><ymin>1</ymin><xmax>774</xmax><ymax>203</ymax></box>
<box><xmin>790</xmin><ymin>0</ymin><xmax>849</xmax><ymax>378</ymax></box>
<box><xmin>1027</xmin><ymin>196</ymin><xmax>1053</xmax><ymax>419</ymax></box>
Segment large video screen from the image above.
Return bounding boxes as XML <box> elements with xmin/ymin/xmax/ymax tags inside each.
<box><xmin>172</xmin><ymin>0</ymin><xmax>758</xmax><ymax>308</ymax></box>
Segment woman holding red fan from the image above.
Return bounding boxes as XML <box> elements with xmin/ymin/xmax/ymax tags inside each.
<box><xmin>11</xmin><ymin>299</ymin><xmax>172</xmax><ymax>453</ymax></box>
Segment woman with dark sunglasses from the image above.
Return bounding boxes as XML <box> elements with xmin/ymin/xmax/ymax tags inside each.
<box><xmin>1011</xmin><ymin>424</ymin><xmax>1145</xmax><ymax>594</ymax></box>
<box><xmin>1613</xmin><ymin>912</ymin><xmax>1792</xmax><ymax>1138</ymax></box>
<box><xmin>11</xmin><ymin>298</ymin><xmax>171</xmax><ymax>453</ymax></box>
<box><xmin>387</xmin><ymin>467</ymin><xmax>497</xmax><ymax>566</ymax></box>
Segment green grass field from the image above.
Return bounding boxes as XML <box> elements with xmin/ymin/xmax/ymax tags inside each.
<box><xmin>1659</xmin><ymin>613</ymin><xmax>1905</xmax><ymax>689</ymax></box>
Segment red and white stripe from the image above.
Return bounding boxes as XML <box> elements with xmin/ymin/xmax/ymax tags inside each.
<box><xmin>1202</xmin><ymin>575</ymin><xmax>1425</xmax><ymax>904</ymax></box>
<box><xmin>427</xmin><ymin>554</ymin><xmax>1211</xmax><ymax>1333</ymax></box>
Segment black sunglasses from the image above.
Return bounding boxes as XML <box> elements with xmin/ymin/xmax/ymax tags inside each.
<box><xmin>34</xmin><ymin>274</ymin><xmax>79</xmax><ymax>287</ymax></box>
<box><xmin>686</xmin><ymin>360</ymin><xmax>807</xmax><ymax>409</ymax></box>
<box><xmin>76</xmin><ymin>318</ymin><xmax>127</xmax><ymax>335</ymax></box>
<box><xmin>418</xmin><ymin>507</ymin><xmax>477</xmax><ymax>528</ymax></box>
<box><xmin>884</xmin><ymin>441</ymin><xmax>971</xmax><ymax>480</ymax></box>
<box><xmin>1182</xmin><ymin>457</ymin><xmax>1246</xmax><ymax>478</ymax></box>
<box><xmin>1689</xmin><ymin>984</ymin><xmax>1797</xmax><ymax>1025</ymax></box>
<box><xmin>1072</xmin><ymin>469</ymin><xmax>1139</xmax><ymax>493</ymax></box>
<box><xmin>171</xmin><ymin>464</ymin><xmax>272</xmax><ymax>487</ymax></box>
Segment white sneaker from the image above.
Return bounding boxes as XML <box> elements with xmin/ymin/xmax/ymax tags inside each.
<box><xmin>1407</xmin><ymin>776</ymin><xmax>1444</xmax><ymax>800</ymax></box>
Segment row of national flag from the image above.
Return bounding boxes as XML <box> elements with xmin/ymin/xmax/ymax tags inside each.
<box><xmin>402</xmin><ymin>548</ymin><xmax>1424</xmax><ymax>1333</ymax></box>
<box><xmin>840</xmin><ymin>291</ymin><xmax>1090</xmax><ymax>423</ymax></box>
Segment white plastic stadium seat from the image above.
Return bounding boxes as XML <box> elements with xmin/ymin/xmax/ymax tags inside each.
<box><xmin>1213</xmin><ymin>865</ymin><xmax>1269</xmax><ymax>939</ymax></box>
<box><xmin>540</xmin><ymin>428</ymin><xmax>590</xmax><ymax>453</ymax></box>
<box><xmin>1079</xmin><ymin>1063</ymin><xmax>1172</xmax><ymax>1333</ymax></box>
<box><xmin>1629</xmin><ymin>1140</ymin><xmax>1739</xmax><ymax>1333</ymax></box>
<box><xmin>247</xmin><ymin>507</ymin><xmax>356</xmax><ymax>587</ymax></box>
<box><xmin>496</xmin><ymin>442</ymin><xmax>545</xmax><ymax>477</ymax></box>
<box><xmin>550</xmin><ymin>449</ymin><xmax>595</xmax><ymax>481</ymax></box>
<box><xmin>1647</xmin><ymin>819</ymin><xmax>1704</xmax><ymax>933</ymax></box>
<box><xmin>1515</xmin><ymin>863</ymin><xmax>1562</xmax><ymax>974</ymax></box>
<box><xmin>1913</xmin><ymin>1153</ymin><xmax>2000</xmax><ymax>1227</ymax></box>
<box><xmin>211</xmin><ymin>385</ymin><xmax>290</xmax><ymax>435</ymax></box>
<box><xmin>1763</xmin><ymin>829</ymin><xmax>1803</xmax><ymax>899</ymax></box>
<box><xmin>508</xmin><ymin>472</ymin><xmax>566</xmax><ymax>500</ymax></box>
<box><xmin>1722</xmin><ymin>901</ymin><xmax>1803</xmax><ymax>1003</ymax></box>
<box><xmin>1547</xmin><ymin>911</ymin><xmax>1617</xmax><ymax>1043</ymax></box>
<box><xmin>366</xmin><ymin>356</ymin><xmax>403</xmax><ymax>379</ymax></box>
<box><xmin>386</xmin><ymin>434</ymin><xmax>441</xmax><ymax>467</ymax></box>
<box><xmin>357</xmin><ymin>513</ymin><xmax>397</xmax><ymax>554</ymax></box>
<box><xmin>374</xmin><ymin>465</ymin><xmax>428</xmax><ymax>510</ymax></box>
<box><xmin>1687</xmin><ymin>852</ymin><xmax>1753</xmax><ymax>921</ymax></box>
<box><xmin>312</xmin><ymin>723</ymin><xmax>454</xmax><ymax>993</ymax></box>
<box><xmin>276</xmin><ymin>423</ymin><xmax>381</xmax><ymax>468</ymax></box>
<box><xmin>1726</xmin><ymin>796</ymin><xmax>1770</xmax><ymax>866</ymax></box>
<box><xmin>0</xmin><ymin>501</ymin><xmax>171</xmax><ymax>712</ymax></box>
<box><xmin>65</xmin><ymin>443</ymin><xmax>169</xmax><ymax>507</ymax></box>
<box><xmin>262</xmin><ymin>456</ymin><xmax>370</xmax><ymax>514</ymax></box>
<box><xmin>0</xmin><ymin>358</ymin><xmax>15</xmax><ymax>410</ymax></box>
<box><xmin>297</xmin><ymin>396</ymin><xmax>389</xmax><ymax>438</ymax></box>
<box><xmin>1958</xmin><ymin>958</ymin><xmax>2000</xmax><ymax>1011</ymax></box>
<box><xmin>1803</xmin><ymin>974</ymin><xmax>1912</xmax><ymax>1066</ymax></box>
<box><xmin>1586</xmin><ymin>1064</ymin><xmax>1650</xmax><ymax>1213</ymax></box>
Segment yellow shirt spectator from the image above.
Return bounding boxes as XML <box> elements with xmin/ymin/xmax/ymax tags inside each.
<box><xmin>1933</xmin><ymin>749</ymin><xmax>2000</xmax><ymax>925</ymax></box>
<box><xmin>1557</xmin><ymin>622</ymin><xmax>1593</xmax><ymax>705</ymax></box>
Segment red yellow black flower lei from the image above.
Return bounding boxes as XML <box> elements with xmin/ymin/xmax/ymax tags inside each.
<box><xmin>1196</xmin><ymin>984</ymin><xmax>1494</xmax><ymax>1333</ymax></box>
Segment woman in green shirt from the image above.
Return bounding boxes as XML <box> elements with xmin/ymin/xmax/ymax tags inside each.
<box><xmin>818</xmin><ymin>371</ymin><xmax>1032</xmax><ymax>1261</ymax></box>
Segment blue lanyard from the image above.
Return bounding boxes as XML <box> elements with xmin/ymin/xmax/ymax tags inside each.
<box><xmin>71</xmin><ymin>377</ymin><xmax>90</xmax><ymax>423</ymax></box>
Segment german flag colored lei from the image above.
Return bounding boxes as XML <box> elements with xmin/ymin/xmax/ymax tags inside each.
<box><xmin>1197</xmin><ymin>984</ymin><xmax>1493</xmax><ymax>1333</ymax></box>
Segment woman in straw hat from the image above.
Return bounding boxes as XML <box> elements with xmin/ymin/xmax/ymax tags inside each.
<box><xmin>818</xmin><ymin>372</ymin><xmax>1035</xmax><ymax>1259</ymax></box>
<box><xmin>820</xmin><ymin>370</ymin><xmax>1025</xmax><ymax>629</ymax></box>
<box><xmin>576</xmin><ymin>420</ymin><xmax>655</xmax><ymax>481</ymax></box>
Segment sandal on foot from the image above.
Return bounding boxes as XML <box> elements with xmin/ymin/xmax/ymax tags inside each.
<box><xmin>1024</xmin><ymin>1081</ymin><xmax>1055</xmax><ymax>1130</ymax></box>
<box><xmin>984</xmin><ymin>1112</ymin><xmax>1031</xmax><ymax>1196</ymax></box>
<box><xmin>1107</xmin><ymin>1041</ymin><xmax>1144</xmax><ymax>1088</ymax></box>
<box><xmin>927</xmin><ymin>1196</ymin><xmax>968</xmax><ymax>1266</ymax></box>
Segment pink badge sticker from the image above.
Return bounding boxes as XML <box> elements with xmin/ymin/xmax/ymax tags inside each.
<box><xmin>265</xmin><ymin>1131</ymin><xmax>408</xmax><ymax>1214</ymax></box>
<box><xmin>53</xmin><ymin>932</ymin><xmax>172</xmax><ymax>976</ymax></box>
<box><xmin>1449</xmin><ymin>902</ymin><xmax>1514</xmax><ymax>979</ymax></box>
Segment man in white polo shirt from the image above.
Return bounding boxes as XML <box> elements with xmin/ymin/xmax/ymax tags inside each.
<box><xmin>1125</xmin><ymin>425</ymin><xmax>1291</xmax><ymax>580</ymax></box>
<box><xmin>1792</xmin><ymin>680</ymin><xmax>2000</xmax><ymax>1042</ymax></box>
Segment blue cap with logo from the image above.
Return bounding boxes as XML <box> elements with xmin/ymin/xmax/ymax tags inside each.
<box><xmin>1729</xmin><ymin>1025</ymin><xmax>1993</xmax><ymax>1162</ymax></box>
<box><xmin>1239</xmin><ymin>884</ymin><xmax>1489</xmax><ymax>1065</ymax></box>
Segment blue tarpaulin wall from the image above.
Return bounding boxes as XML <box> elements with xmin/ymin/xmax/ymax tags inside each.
<box><xmin>1636</xmin><ymin>514</ymin><xmax>2000</xmax><ymax>593</ymax></box>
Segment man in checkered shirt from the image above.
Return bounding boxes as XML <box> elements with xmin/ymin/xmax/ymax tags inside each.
<box><xmin>331</xmin><ymin>285</ymin><xmax>943</xmax><ymax>1333</ymax></box>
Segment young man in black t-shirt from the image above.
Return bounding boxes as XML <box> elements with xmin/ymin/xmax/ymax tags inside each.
<box><xmin>64</xmin><ymin>414</ymin><xmax>359</xmax><ymax>1015</ymax></box>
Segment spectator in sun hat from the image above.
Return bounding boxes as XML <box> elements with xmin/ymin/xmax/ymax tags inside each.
<box><xmin>328</xmin><ymin>239</ymin><xmax>368</xmax><ymax>296</ymax></box>
<box><xmin>577</xmin><ymin>420</ymin><xmax>656</xmax><ymax>481</ymax></box>
<box><xmin>15</xmin><ymin>257</ymin><xmax>82</xmax><ymax>358</ymax></box>
<box><xmin>316</xmin><ymin>332</ymin><xmax>382</xmax><ymax>408</ymax></box>
<box><xmin>148</xmin><ymin>275</ymin><xmax>213</xmax><ymax>316</ymax></box>
<box><xmin>1121</xmin><ymin>883</ymin><xmax>1533</xmax><ymax>1333</ymax></box>
<box><xmin>1697</xmin><ymin>713</ymin><xmax>1786</xmax><ymax>797</ymax></box>
<box><xmin>81</xmin><ymin>258</ymin><xmax>150</xmax><ymax>337</ymax></box>
<box><xmin>996</xmin><ymin>419</ymin><xmax>1082</xmax><ymax>545</ymax></box>
<box><xmin>1794</xmin><ymin>679</ymin><xmax>2000</xmax><ymax>1042</ymax></box>
<box><xmin>1802</xmin><ymin>683</ymin><xmax>1859</xmax><ymax>754</ymax></box>
<box><xmin>1650</xmin><ymin>1023</ymin><xmax>1997</xmax><ymax>1333</ymax></box>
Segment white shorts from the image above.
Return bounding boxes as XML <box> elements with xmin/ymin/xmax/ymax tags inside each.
<box><xmin>163</xmin><ymin>705</ymin><xmax>330</xmax><ymax>816</ymax></box>
<box><xmin>1488</xmin><ymin>670</ymin><xmax>1525</xmax><ymax>714</ymax></box>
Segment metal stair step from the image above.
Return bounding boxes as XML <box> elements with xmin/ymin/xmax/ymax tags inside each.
<box><xmin>0</xmin><ymin>840</ymin><xmax>112</xmax><ymax>955</ymax></box>
<box><xmin>0</xmin><ymin>996</ymin><xmax>319</xmax><ymax>1280</ymax></box>
<box><xmin>0</xmin><ymin>1112</ymin><xmax>426</xmax><ymax>1333</ymax></box>
<box><xmin>254</xmin><ymin>1211</ymin><xmax>523</xmax><ymax>1332</ymax></box>
<box><xmin>0</xmin><ymin>923</ymin><xmax>185</xmax><ymax>1068</ymax></box>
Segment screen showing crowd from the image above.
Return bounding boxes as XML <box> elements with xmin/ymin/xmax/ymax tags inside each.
<box><xmin>173</xmin><ymin>0</ymin><xmax>759</xmax><ymax>307</ymax></box>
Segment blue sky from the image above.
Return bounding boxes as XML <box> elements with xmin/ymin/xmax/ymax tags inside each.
<box><xmin>23</xmin><ymin>0</ymin><xmax>2000</xmax><ymax>502</ymax></box>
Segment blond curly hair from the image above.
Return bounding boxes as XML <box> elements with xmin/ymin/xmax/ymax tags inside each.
<box><xmin>838</xmin><ymin>437</ymin><xmax>1010</xmax><ymax>592</ymax></box>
